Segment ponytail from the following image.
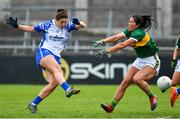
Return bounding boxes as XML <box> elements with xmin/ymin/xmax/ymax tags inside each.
<box><xmin>132</xmin><ymin>15</ymin><xmax>158</xmax><ymax>31</ymax></box>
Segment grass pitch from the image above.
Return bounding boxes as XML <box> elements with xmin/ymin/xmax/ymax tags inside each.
<box><xmin>0</xmin><ymin>84</ymin><xmax>180</xmax><ymax>118</ymax></box>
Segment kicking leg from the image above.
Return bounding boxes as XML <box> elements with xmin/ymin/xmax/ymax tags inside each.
<box><xmin>40</xmin><ymin>55</ymin><xmax>80</xmax><ymax>97</ymax></box>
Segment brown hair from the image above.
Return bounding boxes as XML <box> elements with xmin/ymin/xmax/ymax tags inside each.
<box><xmin>56</xmin><ymin>9</ymin><xmax>68</xmax><ymax>20</ymax></box>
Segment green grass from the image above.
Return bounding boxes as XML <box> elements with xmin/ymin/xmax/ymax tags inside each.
<box><xmin>0</xmin><ymin>84</ymin><xmax>180</xmax><ymax>118</ymax></box>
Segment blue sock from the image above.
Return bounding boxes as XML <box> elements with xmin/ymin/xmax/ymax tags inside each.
<box><xmin>176</xmin><ymin>88</ymin><xmax>180</xmax><ymax>94</ymax></box>
<box><xmin>61</xmin><ymin>82</ymin><xmax>70</xmax><ymax>91</ymax></box>
<box><xmin>32</xmin><ymin>96</ymin><xmax>42</xmax><ymax>106</ymax></box>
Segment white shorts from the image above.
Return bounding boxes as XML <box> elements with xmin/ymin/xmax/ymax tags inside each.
<box><xmin>132</xmin><ymin>54</ymin><xmax>161</xmax><ymax>75</ymax></box>
<box><xmin>175</xmin><ymin>60</ymin><xmax>180</xmax><ymax>72</ymax></box>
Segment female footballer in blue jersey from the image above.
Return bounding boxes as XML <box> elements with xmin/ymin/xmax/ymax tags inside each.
<box><xmin>7</xmin><ymin>9</ymin><xmax>86</xmax><ymax>114</ymax></box>
<box><xmin>93</xmin><ymin>15</ymin><xmax>160</xmax><ymax>112</ymax></box>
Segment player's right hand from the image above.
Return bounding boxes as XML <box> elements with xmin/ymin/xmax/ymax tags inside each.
<box><xmin>6</xmin><ymin>17</ymin><xmax>19</xmax><ymax>28</ymax></box>
<box><xmin>171</xmin><ymin>59</ymin><xmax>177</xmax><ymax>69</ymax></box>
<box><xmin>92</xmin><ymin>40</ymin><xmax>105</xmax><ymax>47</ymax></box>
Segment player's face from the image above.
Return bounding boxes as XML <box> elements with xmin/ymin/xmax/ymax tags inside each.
<box><xmin>128</xmin><ymin>17</ymin><xmax>139</xmax><ymax>31</ymax></box>
<box><xmin>56</xmin><ymin>18</ymin><xmax>68</xmax><ymax>28</ymax></box>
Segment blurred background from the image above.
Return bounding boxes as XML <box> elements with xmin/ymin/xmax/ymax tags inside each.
<box><xmin>0</xmin><ymin>0</ymin><xmax>179</xmax><ymax>84</ymax></box>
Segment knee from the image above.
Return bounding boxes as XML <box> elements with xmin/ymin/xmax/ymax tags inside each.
<box><xmin>133</xmin><ymin>76</ymin><xmax>141</xmax><ymax>84</ymax></box>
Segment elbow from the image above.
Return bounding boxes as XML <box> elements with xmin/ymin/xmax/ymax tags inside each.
<box><xmin>113</xmin><ymin>35</ymin><xmax>121</xmax><ymax>42</ymax></box>
<box><xmin>81</xmin><ymin>25</ymin><xmax>86</xmax><ymax>29</ymax></box>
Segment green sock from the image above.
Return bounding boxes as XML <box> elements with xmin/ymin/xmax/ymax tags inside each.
<box><xmin>111</xmin><ymin>98</ymin><xmax>119</xmax><ymax>109</ymax></box>
<box><xmin>146</xmin><ymin>90</ymin><xmax>153</xmax><ymax>98</ymax></box>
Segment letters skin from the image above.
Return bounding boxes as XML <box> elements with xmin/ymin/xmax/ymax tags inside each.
<box><xmin>70</xmin><ymin>63</ymin><xmax>132</xmax><ymax>79</ymax></box>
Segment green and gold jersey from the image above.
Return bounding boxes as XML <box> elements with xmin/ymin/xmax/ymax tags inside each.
<box><xmin>123</xmin><ymin>28</ymin><xmax>159</xmax><ymax>58</ymax></box>
<box><xmin>176</xmin><ymin>38</ymin><xmax>180</xmax><ymax>48</ymax></box>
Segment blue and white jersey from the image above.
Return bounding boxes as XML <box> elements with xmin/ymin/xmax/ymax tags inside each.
<box><xmin>34</xmin><ymin>19</ymin><xmax>76</xmax><ymax>57</ymax></box>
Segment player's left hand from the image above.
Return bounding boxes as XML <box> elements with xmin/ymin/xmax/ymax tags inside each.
<box><xmin>95</xmin><ymin>48</ymin><xmax>110</xmax><ymax>59</ymax></box>
<box><xmin>72</xmin><ymin>17</ymin><xmax>80</xmax><ymax>25</ymax></box>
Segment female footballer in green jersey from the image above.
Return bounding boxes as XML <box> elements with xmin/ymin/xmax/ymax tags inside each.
<box><xmin>93</xmin><ymin>15</ymin><xmax>160</xmax><ymax>112</ymax></box>
<box><xmin>169</xmin><ymin>36</ymin><xmax>180</xmax><ymax>107</ymax></box>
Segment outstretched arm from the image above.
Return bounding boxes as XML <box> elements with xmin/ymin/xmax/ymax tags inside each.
<box><xmin>18</xmin><ymin>25</ymin><xmax>35</xmax><ymax>32</ymax></box>
<box><xmin>7</xmin><ymin>17</ymin><xmax>35</xmax><ymax>32</ymax></box>
<box><xmin>94</xmin><ymin>38</ymin><xmax>136</xmax><ymax>59</ymax></box>
<box><xmin>103</xmin><ymin>33</ymin><xmax>126</xmax><ymax>43</ymax></box>
<box><xmin>107</xmin><ymin>38</ymin><xmax>136</xmax><ymax>53</ymax></box>
<box><xmin>92</xmin><ymin>33</ymin><xmax>126</xmax><ymax>47</ymax></box>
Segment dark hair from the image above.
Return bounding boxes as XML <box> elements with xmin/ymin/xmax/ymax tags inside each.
<box><xmin>132</xmin><ymin>15</ymin><xmax>158</xmax><ymax>31</ymax></box>
<box><xmin>56</xmin><ymin>9</ymin><xmax>68</xmax><ymax>20</ymax></box>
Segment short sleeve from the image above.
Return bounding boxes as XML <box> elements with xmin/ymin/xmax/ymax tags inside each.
<box><xmin>34</xmin><ymin>20</ymin><xmax>52</xmax><ymax>33</ymax></box>
<box><xmin>130</xmin><ymin>30</ymin><xmax>145</xmax><ymax>42</ymax></box>
<box><xmin>122</xmin><ymin>29</ymin><xmax>130</xmax><ymax>38</ymax></box>
<box><xmin>65</xmin><ymin>22</ymin><xmax>77</xmax><ymax>32</ymax></box>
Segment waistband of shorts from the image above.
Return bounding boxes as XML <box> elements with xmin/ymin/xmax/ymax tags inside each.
<box><xmin>137</xmin><ymin>53</ymin><xmax>158</xmax><ymax>59</ymax></box>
